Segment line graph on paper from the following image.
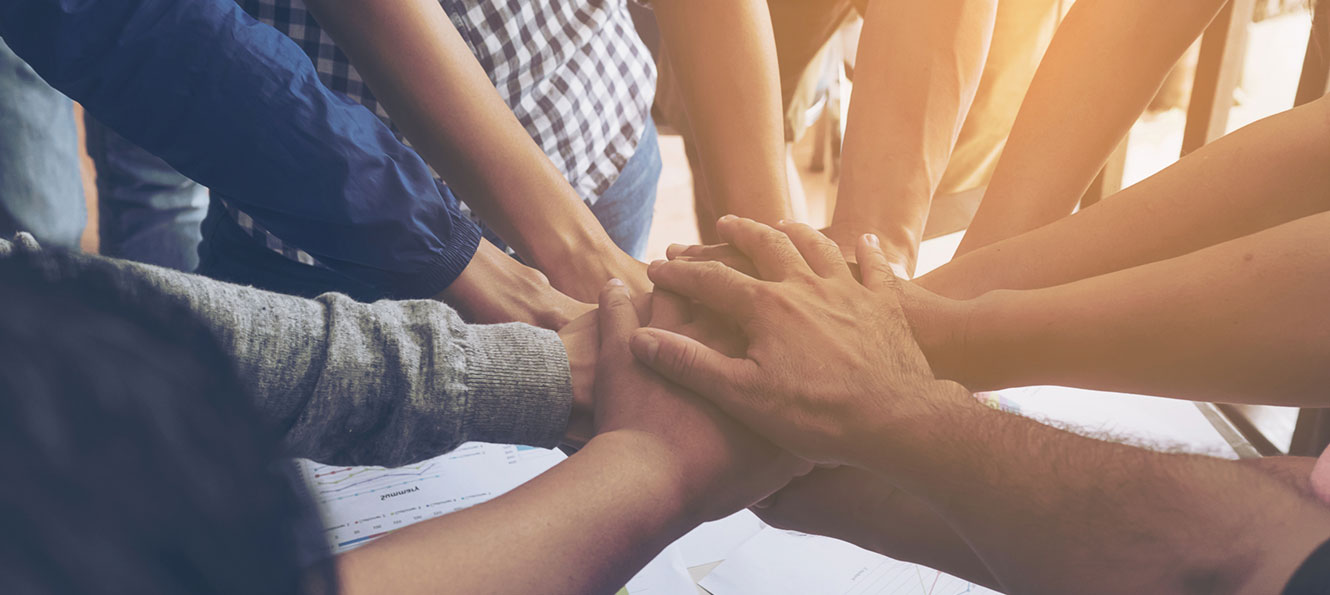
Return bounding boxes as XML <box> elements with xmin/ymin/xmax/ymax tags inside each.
<box><xmin>295</xmin><ymin>443</ymin><xmax>564</xmax><ymax>551</ymax></box>
<box><xmin>840</xmin><ymin>557</ymin><xmax>992</xmax><ymax>595</ymax></box>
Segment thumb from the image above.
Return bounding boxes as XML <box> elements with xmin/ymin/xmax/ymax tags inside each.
<box><xmin>596</xmin><ymin>279</ymin><xmax>639</xmax><ymax>355</ymax></box>
<box><xmin>629</xmin><ymin>327</ymin><xmax>761</xmax><ymax>408</ymax></box>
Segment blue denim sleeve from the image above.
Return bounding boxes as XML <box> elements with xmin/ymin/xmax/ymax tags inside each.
<box><xmin>0</xmin><ymin>0</ymin><xmax>481</xmax><ymax>298</ymax></box>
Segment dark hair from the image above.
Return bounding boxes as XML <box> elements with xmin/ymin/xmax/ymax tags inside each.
<box><xmin>0</xmin><ymin>250</ymin><xmax>332</xmax><ymax>594</ymax></box>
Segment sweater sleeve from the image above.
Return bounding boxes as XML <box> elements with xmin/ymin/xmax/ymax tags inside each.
<box><xmin>0</xmin><ymin>235</ymin><xmax>574</xmax><ymax>467</ymax></box>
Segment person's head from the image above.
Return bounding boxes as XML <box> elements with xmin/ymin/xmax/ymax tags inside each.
<box><xmin>0</xmin><ymin>251</ymin><xmax>331</xmax><ymax>594</ymax></box>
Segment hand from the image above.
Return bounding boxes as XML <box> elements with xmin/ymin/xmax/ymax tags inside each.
<box><xmin>593</xmin><ymin>280</ymin><xmax>810</xmax><ymax>523</ymax></box>
<box><xmin>546</xmin><ymin>244</ymin><xmax>651</xmax><ymax>304</ymax></box>
<box><xmin>557</xmin><ymin>309</ymin><xmax>597</xmax><ymax>448</ymax></box>
<box><xmin>630</xmin><ymin>216</ymin><xmax>972</xmax><ymax>468</ymax></box>
<box><xmin>439</xmin><ymin>240</ymin><xmax>593</xmax><ymax>329</ymax></box>
<box><xmin>819</xmin><ymin>223</ymin><xmax>913</xmax><ymax>279</ymax></box>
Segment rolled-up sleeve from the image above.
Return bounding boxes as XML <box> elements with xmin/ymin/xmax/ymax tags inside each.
<box><xmin>0</xmin><ymin>0</ymin><xmax>480</xmax><ymax>298</ymax></box>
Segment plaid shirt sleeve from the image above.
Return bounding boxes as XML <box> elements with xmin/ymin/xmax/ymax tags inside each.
<box><xmin>0</xmin><ymin>0</ymin><xmax>481</xmax><ymax>298</ymax></box>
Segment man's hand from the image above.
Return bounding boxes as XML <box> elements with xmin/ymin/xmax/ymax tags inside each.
<box><xmin>630</xmin><ymin>216</ymin><xmax>972</xmax><ymax>467</ymax></box>
<box><xmin>438</xmin><ymin>240</ymin><xmax>593</xmax><ymax>329</ymax></box>
<box><xmin>594</xmin><ymin>280</ymin><xmax>809</xmax><ymax>522</ymax></box>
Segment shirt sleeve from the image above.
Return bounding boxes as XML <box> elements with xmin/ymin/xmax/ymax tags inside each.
<box><xmin>0</xmin><ymin>234</ymin><xmax>575</xmax><ymax>467</ymax></box>
<box><xmin>0</xmin><ymin>0</ymin><xmax>480</xmax><ymax>298</ymax></box>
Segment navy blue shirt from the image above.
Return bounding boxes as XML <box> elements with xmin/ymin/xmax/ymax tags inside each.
<box><xmin>0</xmin><ymin>0</ymin><xmax>481</xmax><ymax>298</ymax></box>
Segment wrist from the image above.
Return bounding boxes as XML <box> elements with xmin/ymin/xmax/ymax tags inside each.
<box><xmin>857</xmin><ymin>381</ymin><xmax>979</xmax><ymax>474</ymax></box>
<box><xmin>898</xmin><ymin>282</ymin><xmax>976</xmax><ymax>388</ymax></box>
<box><xmin>557</xmin><ymin>314</ymin><xmax>597</xmax><ymax>447</ymax></box>
<box><xmin>585</xmin><ymin>431</ymin><xmax>701</xmax><ymax>525</ymax></box>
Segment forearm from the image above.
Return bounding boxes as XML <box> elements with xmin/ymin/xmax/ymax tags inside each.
<box><xmin>957</xmin><ymin>0</ymin><xmax>1228</xmax><ymax>253</ymax></box>
<box><xmin>0</xmin><ymin>235</ymin><xmax>575</xmax><ymax>466</ymax></box>
<box><xmin>301</xmin><ymin>0</ymin><xmax>633</xmax><ymax>294</ymax></box>
<box><xmin>919</xmin><ymin>96</ymin><xmax>1330</xmax><ymax>300</ymax></box>
<box><xmin>874</xmin><ymin>392</ymin><xmax>1330</xmax><ymax>595</ymax></box>
<box><xmin>652</xmin><ymin>0</ymin><xmax>791</xmax><ymax>224</ymax></box>
<box><xmin>831</xmin><ymin>0</ymin><xmax>995</xmax><ymax>274</ymax></box>
<box><xmin>927</xmin><ymin>211</ymin><xmax>1330</xmax><ymax>405</ymax></box>
<box><xmin>338</xmin><ymin>432</ymin><xmax>695</xmax><ymax>595</ymax></box>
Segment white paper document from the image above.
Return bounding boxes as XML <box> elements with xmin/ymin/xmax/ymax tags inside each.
<box><xmin>700</xmin><ymin>529</ymin><xmax>998</xmax><ymax>595</ymax></box>
<box><xmin>295</xmin><ymin>442</ymin><xmax>694</xmax><ymax>594</ymax></box>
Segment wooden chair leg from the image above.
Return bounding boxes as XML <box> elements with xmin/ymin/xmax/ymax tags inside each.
<box><xmin>1182</xmin><ymin>0</ymin><xmax>1258</xmax><ymax>155</ymax></box>
<box><xmin>1294</xmin><ymin>0</ymin><xmax>1329</xmax><ymax>107</ymax></box>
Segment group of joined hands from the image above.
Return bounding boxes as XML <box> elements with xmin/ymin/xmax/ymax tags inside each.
<box><xmin>552</xmin><ymin>214</ymin><xmax>978</xmax><ymax>537</ymax></box>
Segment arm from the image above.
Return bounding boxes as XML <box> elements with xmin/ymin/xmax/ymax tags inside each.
<box><xmin>632</xmin><ymin>218</ymin><xmax>1330</xmax><ymax>594</ymax></box>
<box><xmin>956</xmin><ymin>0</ymin><xmax>1229</xmax><ymax>254</ymax></box>
<box><xmin>339</xmin><ymin>281</ymin><xmax>807</xmax><ymax>594</ymax></box>
<box><xmin>0</xmin><ymin>0</ymin><xmax>479</xmax><ymax>299</ymax></box>
<box><xmin>0</xmin><ymin>234</ymin><xmax>593</xmax><ymax>467</ymax></box>
<box><xmin>826</xmin><ymin>0</ymin><xmax>996</xmax><ymax>276</ymax></box>
<box><xmin>650</xmin><ymin>0</ymin><xmax>792</xmax><ymax>226</ymax></box>
<box><xmin>298</xmin><ymin>0</ymin><xmax>648</xmax><ymax>300</ymax></box>
<box><xmin>915</xmin><ymin>210</ymin><xmax>1330</xmax><ymax>406</ymax></box>
<box><xmin>916</xmin><ymin>95</ymin><xmax>1330</xmax><ymax>300</ymax></box>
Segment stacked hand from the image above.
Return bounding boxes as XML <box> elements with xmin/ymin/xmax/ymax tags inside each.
<box><xmin>629</xmin><ymin>215</ymin><xmax>972</xmax><ymax>469</ymax></box>
<box><xmin>590</xmin><ymin>279</ymin><xmax>810</xmax><ymax>522</ymax></box>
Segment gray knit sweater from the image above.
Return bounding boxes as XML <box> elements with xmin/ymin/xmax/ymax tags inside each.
<box><xmin>0</xmin><ymin>233</ymin><xmax>574</xmax><ymax>468</ymax></box>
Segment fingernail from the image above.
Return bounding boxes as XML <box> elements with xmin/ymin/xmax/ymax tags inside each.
<box><xmin>607</xmin><ymin>278</ymin><xmax>624</xmax><ymax>288</ymax></box>
<box><xmin>667</xmin><ymin>243</ymin><xmax>687</xmax><ymax>257</ymax></box>
<box><xmin>719</xmin><ymin>214</ymin><xmax>738</xmax><ymax>224</ymax></box>
<box><xmin>633</xmin><ymin>332</ymin><xmax>659</xmax><ymax>361</ymax></box>
<box><xmin>864</xmin><ymin>233</ymin><xmax>880</xmax><ymax>248</ymax></box>
<box><xmin>777</xmin><ymin>219</ymin><xmax>789</xmax><ymax>225</ymax></box>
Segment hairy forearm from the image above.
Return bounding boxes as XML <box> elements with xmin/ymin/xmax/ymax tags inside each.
<box><xmin>653</xmin><ymin>0</ymin><xmax>791</xmax><ymax>225</ymax></box>
<box><xmin>919</xmin><ymin>96</ymin><xmax>1330</xmax><ymax>300</ymax></box>
<box><xmin>957</xmin><ymin>0</ymin><xmax>1228</xmax><ymax>253</ymax></box>
<box><xmin>301</xmin><ymin>0</ymin><xmax>628</xmax><ymax>291</ymax></box>
<box><xmin>927</xmin><ymin>211</ymin><xmax>1330</xmax><ymax>405</ymax></box>
<box><xmin>337</xmin><ymin>432</ymin><xmax>694</xmax><ymax>595</ymax></box>
<box><xmin>873</xmin><ymin>392</ymin><xmax>1330</xmax><ymax>595</ymax></box>
<box><xmin>830</xmin><ymin>0</ymin><xmax>995</xmax><ymax>273</ymax></box>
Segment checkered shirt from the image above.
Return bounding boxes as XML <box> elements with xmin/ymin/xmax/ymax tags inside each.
<box><xmin>228</xmin><ymin>0</ymin><xmax>656</xmax><ymax>267</ymax></box>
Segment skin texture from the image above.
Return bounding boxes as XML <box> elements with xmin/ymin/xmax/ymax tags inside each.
<box><xmin>651</xmin><ymin>0</ymin><xmax>793</xmax><ymax>227</ymax></box>
<box><xmin>825</xmin><ymin>0</ymin><xmax>996</xmax><ymax>276</ymax></box>
<box><xmin>299</xmin><ymin>0</ymin><xmax>650</xmax><ymax>302</ymax></box>
<box><xmin>338</xmin><ymin>281</ymin><xmax>807</xmax><ymax>595</ymax></box>
<box><xmin>439</xmin><ymin>239</ymin><xmax>591</xmax><ymax>329</ymax></box>
<box><xmin>633</xmin><ymin>217</ymin><xmax>1330</xmax><ymax>595</ymax></box>
<box><xmin>955</xmin><ymin>0</ymin><xmax>1230</xmax><ymax>253</ymax></box>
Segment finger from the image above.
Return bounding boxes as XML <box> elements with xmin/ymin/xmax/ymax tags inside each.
<box><xmin>646</xmin><ymin>259</ymin><xmax>759</xmax><ymax>323</ymax></box>
<box><xmin>630</xmin><ymin>328</ymin><xmax>763</xmax><ymax>411</ymax></box>
<box><xmin>715</xmin><ymin>216</ymin><xmax>813</xmax><ymax>281</ymax></box>
<box><xmin>854</xmin><ymin>233</ymin><xmax>896</xmax><ymax>289</ymax></box>
<box><xmin>777</xmin><ymin>221</ymin><xmax>849</xmax><ymax>278</ymax></box>
<box><xmin>674</xmin><ymin>245</ymin><xmax>760</xmax><ymax>278</ymax></box>
<box><xmin>648</xmin><ymin>289</ymin><xmax>692</xmax><ymax>329</ymax></box>
<box><xmin>665</xmin><ymin>243</ymin><xmax>696</xmax><ymax>260</ymax></box>
<box><xmin>596</xmin><ymin>279</ymin><xmax>639</xmax><ymax>359</ymax></box>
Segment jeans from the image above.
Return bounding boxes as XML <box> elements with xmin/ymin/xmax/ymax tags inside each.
<box><xmin>0</xmin><ymin>39</ymin><xmax>207</xmax><ymax>269</ymax></box>
<box><xmin>85</xmin><ymin>115</ymin><xmax>209</xmax><ymax>271</ymax></box>
<box><xmin>198</xmin><ymin>119</ymin><xmax>662</xmax><ymax>300</ymax></box>
<box><xmin>589</xmin><ymin>117</ymin><xmax>660</xmax><ymax>261</ymax></box>
<box><xmin>0</xmin><ymin>38</ymin><xmax>84</xmax><ymax>250</ymax></box>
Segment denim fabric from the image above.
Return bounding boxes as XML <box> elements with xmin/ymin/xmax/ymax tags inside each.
<box><xmin>201</xmin><ymin>121</ymin><xmax>660</xmax><ymax>302</ymax></box>
<box><xmin>0</xmin><ymin>38</ymin><xmax>84</xmax><ymax>250</ymax></box>
<box><xmin>2</xmin><ymin>0</ymin><xmax>480</xmax><ymax>297</ymax></box>
<box><xmin>589</xmin><ymin>118</ymin><xmax>661</xmax><ymax>260</ymax></box>
<box><xmin>84</xmin><ymin>116</ymin><xmax>209</xmax><ymax>272</ymax></box>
